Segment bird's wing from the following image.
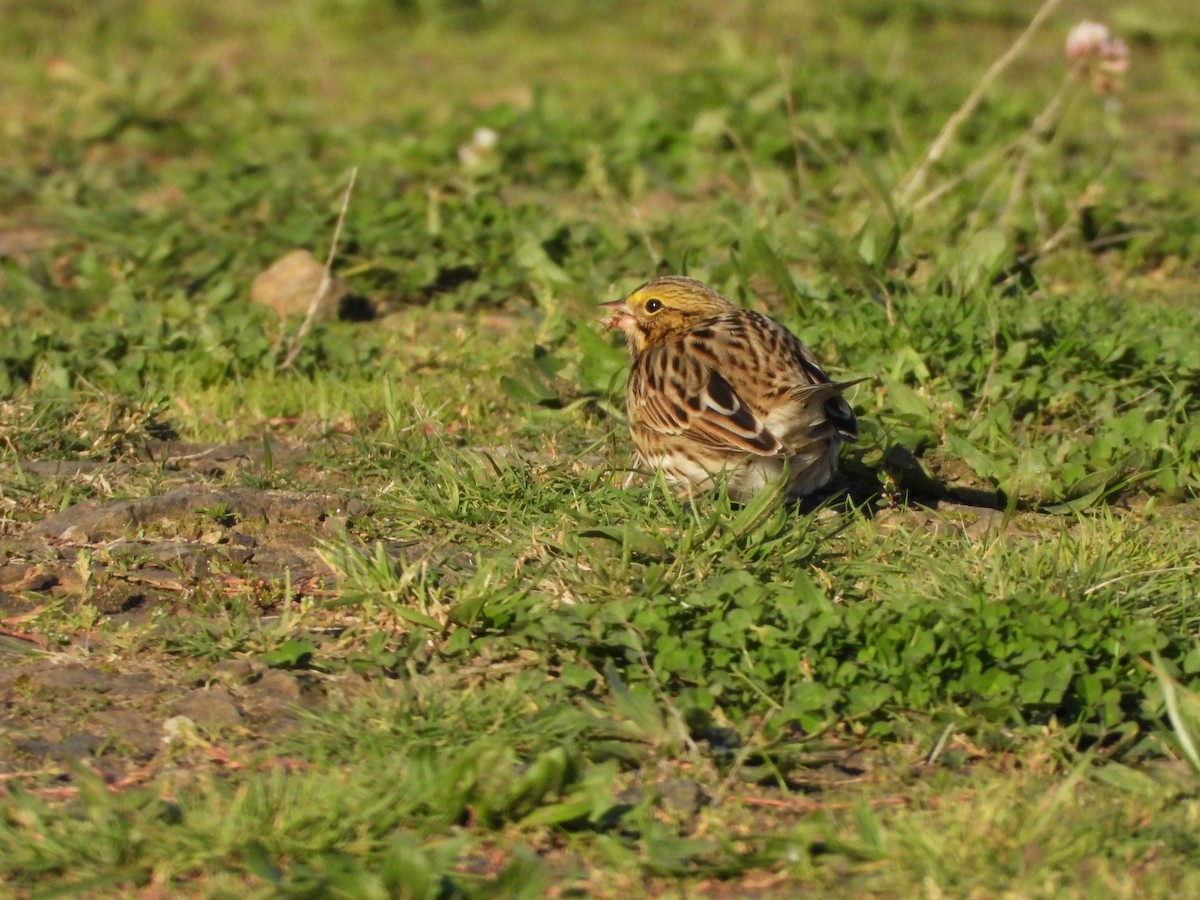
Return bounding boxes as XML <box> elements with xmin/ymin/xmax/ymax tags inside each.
<box><xmin>743</xmin><ymin>312</ymin><xmax>865</xmax><ymax>444</ymax></box>
<box><xmin>630</xmin><ymin>344</ymin><xmax>784</xmax><ymax>456</ymax></box>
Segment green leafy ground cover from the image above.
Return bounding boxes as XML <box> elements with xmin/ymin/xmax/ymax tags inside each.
<box><xmin>2</xmin><ymin>0</ymin><xmax>1199</xmax><ymax>895</ymax></box>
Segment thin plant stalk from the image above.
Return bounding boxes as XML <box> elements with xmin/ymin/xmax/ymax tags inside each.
<box><xmin>280</xmin><ymin>166</ymin><xmax>359</xmax><ymax>370</ymax></box>
<box><xmin>895</xmin><ymin>0</ymin><xmax>1066</xmax><ymax>208</ymax></box>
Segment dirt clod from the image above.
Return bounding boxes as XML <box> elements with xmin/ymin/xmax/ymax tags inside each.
<box><xmin>26</xmin><ymin>664</ymin><xmax>115</xmax><ymax>693</ymax></box>
<box><xmin>251</xmin><ymin>248</ymin><xmax>349</xmax><ymax>321</ymax></box>
<box><xmin>176</xmin><ymin>687</ymin><xmax>243</xmax><ymax>728</ymax></box>
<box><xmin>91</xmin><ymin>710</ymin><xmax>162</xmax><ymax>759</ymax></box>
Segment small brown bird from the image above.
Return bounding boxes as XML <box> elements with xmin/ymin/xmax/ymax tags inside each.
<box><xmin>603</xmin><ymin>275</ymin><xmax>863</xmax><ymax>502</ymax></box>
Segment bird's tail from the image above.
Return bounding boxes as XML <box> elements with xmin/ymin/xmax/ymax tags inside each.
<box><xmin>790</xmin><ymin>376</ymin><xmax>872</xmax><ymax>442</ymax></box>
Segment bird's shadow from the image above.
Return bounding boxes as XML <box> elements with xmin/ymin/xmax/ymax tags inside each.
<box><xmin>793</xmin><ymin>445</ymin><xmax>1008</xmax><ymax>518</ymax></box>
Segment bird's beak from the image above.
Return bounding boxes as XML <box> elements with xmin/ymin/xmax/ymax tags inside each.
<box><xmin>600</xmin><ymin>297</ymin><xmax>635</xmax><ymax>331</ymax></box>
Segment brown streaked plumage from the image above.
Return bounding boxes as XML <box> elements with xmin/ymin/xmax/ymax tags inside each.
<box><xmin>602</xmin><ymin>275</ymin><xmax>863</xmax><ymax>501</ymax></box>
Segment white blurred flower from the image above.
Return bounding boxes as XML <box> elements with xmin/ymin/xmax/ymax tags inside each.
<box><xmin>1065</xmin><ymin>21</ymin><xmax>1111</xmax><ymax>61</ymax></box>
<box><xmin>458</xmin><ymin>127</ymin><xmax>500</xmax><ymax>171</ymax></box>
<box><xmin>1065</xmin><ymin>20</ymin><xmax>1130</xmax><ymax>93</ymax></box>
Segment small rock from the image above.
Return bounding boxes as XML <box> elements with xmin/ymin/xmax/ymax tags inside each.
<box><xmin>91</xmin><ymin>710</ymin><xmax>161</xmax><ymax>758</ymax></box>
<box><xmin>126</xmin><ymin>567</ymin><xmax>188</xmax><ymax>592</ymax></box>
<box><xmin>838</xmin><ymin>749</ymin><xmax>873</xmax><ymax>776</ymax></box>
<box><xmin>175</xmin><ymin>687</ymin><xmax>243</xmax><ymax>727</ymax></box>
<box><xmin>28</xmin><ymin>665</ymin><xmax>114</xmax><ymax>693</ymax></box>
<box><xmin>223</xmin><ymin>546</ymin><xmax>255</xmax><ymax>565</ymax></box>
<box><xmin>109</xmin><ymin>672</ymin><xmax>158</xmax><ymax>696</ymax></box>
<box><xmin>91</xmin><ymin>584</ymin><xmax>147</xmax><ymax>617</ymax></box>
<box><xmin>244</xmin><ymin>546</ymin><xmax>312</xmax><ymax>576</ymax></box>
<box><xmin>210</xmin><ymin>658</ymin><xmax>266</xmax><ymax>686</ymax></box>
<box><xmin>251</xmin><ymin>249</ymin><xmax>347</xmax><ymax>321</ymax></box>
<box><xmin>659</xmin><ymin>778</ymin><xmax>708</xmax><ymax>817</ymax></box>
<box><xmin>246</xmin><ymin>669</ymin><xmax>305</xmax><ymax>720</ymax></box>
<box><xmin>9</xmin><ymin>567</ymin><xmax>59</xmax><ymax>593</ymax></box>
<box><xmin>256</xmin><ymin>669</ymin><xmax>303</xmax><ymax>702</ymax></box>
<box><xmin>0</xmin><ymin>563</ymin><xmax>30</xmax><ymax>586</ymax></box>
<box><xmin>615</xmin><ymin>784</ymin><xmax>646</xmax><ymax>807</ymax></box>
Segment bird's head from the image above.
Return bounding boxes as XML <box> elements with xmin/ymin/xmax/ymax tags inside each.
<box><xmin>602</xmin><ymin>275</ymin><xmax>735</xmax><ymax>353</ymax></box>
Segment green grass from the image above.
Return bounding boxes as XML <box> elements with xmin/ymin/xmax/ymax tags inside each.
<box><xmin>2</xmin><ymin>0</ymin><xmax>1200</xmax><ymax>895</ymax></box>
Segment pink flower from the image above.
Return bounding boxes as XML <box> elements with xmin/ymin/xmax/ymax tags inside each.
<box><xmin>1065</xmin><ymin>21</ymin><xmax>1111</xmax><ymax>61</ymax></box>
<box><xmin>1098</xmin><ymin>37</ymin><xmax>1130</xmax><ymax>75</ymax></box>
<box><xmin>1065</xmin><ymin>20</ymin><xmax>1130</xmax><ymax>93</ymax></box>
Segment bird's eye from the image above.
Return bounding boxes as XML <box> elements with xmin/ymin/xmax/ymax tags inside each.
<box><xmin>645</xmin><ymin>298</ymin><xmax>663</xmax><ymax>313</ymax></box>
